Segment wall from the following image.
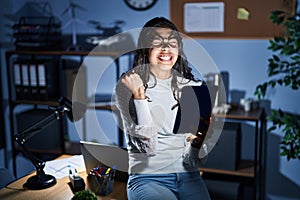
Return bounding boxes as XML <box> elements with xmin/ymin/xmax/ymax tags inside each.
<box><xmin>0</xmin><ymin>0</ymin><xmax>299</xmax><ymax>198</ymax></box>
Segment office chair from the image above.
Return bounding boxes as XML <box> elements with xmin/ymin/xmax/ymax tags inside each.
<box><xmin>0</xmin><ymin>168</ymin><xmax>16</xmax><ymax>189</ymax></box>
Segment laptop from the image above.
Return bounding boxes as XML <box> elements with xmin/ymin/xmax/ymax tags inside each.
<box><xmin>173</xmin><ymin>84</ymin><xmax>218</xmax><ymax>135</ymax></box>
<box><xmin>80</xmin><ymin>141</ymin><xmax>129</xmax><ymax>182</ymax></box>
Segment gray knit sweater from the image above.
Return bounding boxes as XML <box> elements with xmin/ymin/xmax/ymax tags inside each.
<box><xmin>116</xmin><ymin>74</ymin><xmax>207</xmax><ymax>174</ymax></box>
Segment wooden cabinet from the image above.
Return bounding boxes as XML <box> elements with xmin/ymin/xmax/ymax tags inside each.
<box><xmin>201</xmin><ymin>108</ymin><xmax>267</xmax><ymax>200</ymax></box>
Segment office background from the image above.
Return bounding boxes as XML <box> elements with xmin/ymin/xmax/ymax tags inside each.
<box><xmin>0</xmin><ymin>0</ymin><xmax>299</xmax><ymax>199</ymax></box>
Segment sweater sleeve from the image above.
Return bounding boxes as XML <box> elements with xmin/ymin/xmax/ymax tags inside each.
<box><xmin>182</xmin><ymin>134</ymin><xmax>208</xmax><ymax>168</ymax></box>
<box><xmin>133</xmin><ymin>99</ymin><xmax>152</xmax><ymax>127</ymax></box>
<box><xmin>115</xmin><ymin>82</ymin><xmax>157</xmax><ymax>156</ymax></box>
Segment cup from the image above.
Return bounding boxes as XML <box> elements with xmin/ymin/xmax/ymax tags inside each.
<box><xmin>240</xmin><ymin>98</ymin><xmax>252</xmax><ymax>112</ymax></box>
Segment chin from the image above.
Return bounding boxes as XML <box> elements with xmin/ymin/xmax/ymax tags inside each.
<box><xmin>157</xmin><ymin>64</ymin><xmax>174</xmax><ymax>71</ymax></box>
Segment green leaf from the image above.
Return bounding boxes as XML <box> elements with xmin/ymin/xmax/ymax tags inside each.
<box><xmin>269</xmin><ymin>80</ymin><xmax>277</xmax><ymax>87</ymax></box>
<box><xmin>268</xmin><ymin>126</ymin><xmax>277</xmax><ymax>132</ymax></box>
<box><xmin>271</xmin><ymin>10</ymin><xmax>285</xmax><ymax>16</ymax></box>
<box><xmin>294</xmin><ymin>39</ymin><xmax>300</xmax><ymax>49</ymax></box>
<box><xmin>280</xmin><ymin>150</ymin><xmax>288</xmax><ymax>156</ymax></box>
<box><xmin>270</xmin><ymin>10</ymin><xmax>285</xmax><ymax>24</ymax></box>
<box><xmin>273</xmin><ymin>55</ymin><xmax>280</xmax><ymax>61</ymax></box>
<box><xmin>284</xmin><ymin>76</ymin><xmax>291</xmax><ymax>86</ymax></box>
<box><xmin>278</xmin><ymin>109</ymin><xmax>284</xmax><ymax>117</ymax></box>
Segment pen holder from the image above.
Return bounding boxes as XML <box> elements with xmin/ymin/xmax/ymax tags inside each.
<box><xmin>87</xmin><ymin>168</ymin><xmax>116</xmax><ymax>196</ymax></box>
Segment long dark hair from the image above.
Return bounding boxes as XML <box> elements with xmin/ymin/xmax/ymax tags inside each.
<box><xmin>117</xmin><ymin>17</ymin><xmax>199</xmax><ymax>124</ymax></box>
<box><xmin>131</xmin><ymin>17</ymin><xmax>198</xmax><ymax>102</ymax></box>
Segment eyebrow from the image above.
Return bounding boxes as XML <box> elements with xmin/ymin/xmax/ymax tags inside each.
<box><xmin>153</xmin><ymin>32</ymin><xmax>177</xmax><ymax>41</ymax></box>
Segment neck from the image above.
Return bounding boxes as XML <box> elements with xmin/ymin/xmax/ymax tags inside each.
<box><xmin>150</xmin><ymin>68</ymin><xmax>172</xmax><ymax>79</ymax></box>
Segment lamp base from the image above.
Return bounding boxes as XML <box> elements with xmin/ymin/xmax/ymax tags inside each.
<box><xmin>24</xmin><ymin>174</ymin><xmax>57</xmax><ymax>190</ymax></box>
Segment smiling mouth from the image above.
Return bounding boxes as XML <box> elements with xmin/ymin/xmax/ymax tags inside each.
<box><xmin>158</xmin><ymin>55</ymin><xmax>172</xmax><ymax>61</ymax></box>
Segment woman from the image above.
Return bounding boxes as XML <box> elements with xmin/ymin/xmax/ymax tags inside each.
<box><xmin>115</xmin><ymin>17</ymin><xmax>211</xmax><ymax>200</ymax></box>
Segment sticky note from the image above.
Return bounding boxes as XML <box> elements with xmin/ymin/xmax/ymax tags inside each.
<box><xmin>237</xmin><ymin>8</ymin><xmax>249</xmax><ymax>20</ymax></box>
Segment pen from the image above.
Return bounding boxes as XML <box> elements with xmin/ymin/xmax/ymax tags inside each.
<box><xmin>98</xmin><ymin>166</ymin><xmax>103</xmax><ymax>174</ymax></box>
<box><xmin>74</xmin><ymin>168</ymin><xmax>79</xmax><ymax>178</ymax></box>
<box><xmin>105</xmin><ymin>167</ymin><xmax>111</xmax><ymax>175</ymax></box>
<box><xmin>93</xmin><ymin>169</ymin><xmax>100</xmax><ymax>175</ymax></box>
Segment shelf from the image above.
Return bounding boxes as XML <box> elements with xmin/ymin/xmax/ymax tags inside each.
<box><xmin>12</xmin><ymin>100</ymin><xmax>59</xmax><ymax>106</ymax></box>
<box><xmin>201</xmin><ymin>160</ymin><xmax>255</xmax><ymax>178</ymax></box>
<box><xmin>215</xmin><ymin>108</ymin><xmax>264</xmax><ymax>121</ymax></box>
<box><xmin>87</xmin><ymin>102</ymin><xmax>118</xmax><ymax>112</ymax></box>
<box><xmin>201</xmin><ymin>160</ymin><xmax>258</xmax><ymax>185</ymax></box>
<box><xmin>6</xmin><ymin>50</ymin><xmax>122</xmax><ymax>58</ymax></box>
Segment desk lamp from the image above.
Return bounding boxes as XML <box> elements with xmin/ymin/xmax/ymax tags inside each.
<box><xmin>14</xmin><ymin>97</ymin><xmax>86</xmax><ymax>190</ymax></box>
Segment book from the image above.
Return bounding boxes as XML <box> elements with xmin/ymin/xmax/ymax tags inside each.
<box><xmin>37</xmin><ymin>62</ymin><xmax>47</xmax><ymax>100</ymax></box>
<box><xmin>21</xmin><ymin>62</ymin><xmax>31</xmax><ymax>100</ymax></box>
<box><xmin>13</xmin><ymin>61</ymin><xmax>23</xmax><ymax>100</ymax></box>
<box><xmin>29</xmin><ymin>62</ymin><xmax>38</xmax><ymax>100</ymax></box>
<box><xmin>37</xmin><ymin>60</ymin><xmax>59</xmax><ymax>101</ymax></box>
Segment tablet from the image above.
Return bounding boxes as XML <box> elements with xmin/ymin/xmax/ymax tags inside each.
<box><xmin>173</xmin><ymin>84</ymin><xmax>218</xmax><ymax>135</ymax></box>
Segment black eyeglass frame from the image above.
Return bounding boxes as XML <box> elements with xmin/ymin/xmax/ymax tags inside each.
<box><xmin>150</xmin><ymin>32</ymin><xmax>179</xmax><ymax>49</ymax></box>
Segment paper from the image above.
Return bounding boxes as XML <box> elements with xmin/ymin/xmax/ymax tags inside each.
<box><xmin>14</xmin><ymin>63</ymin><xmax>21</xmax><ymax>85</ymax></box>
<box><xmin>184</xmin><ymin>2</ymin><xmax>224</xmax><ymax>32</ymax></box>
<box><xmin>29</xmin><ymin>64</ymin><xmax>37</xmax><ymax>86</ymax></box>
<box><xmin>21</xmin><ymin>63</ymin><xmax>29</xmax><ymax>86</ymax></box>
<box><xmin>44</xmin><ymin>155</ymin><xmax>86</xmax><ymax>179</ymax></box>
<box><xmin>237</xmin><ymin>8</ymin><xmax>250</xmax><ymax>20</ymax></box>
<box><xmin>37</xmin><ymin>64</ymin><xmax>46</xmax><ymax>87</ymax></box>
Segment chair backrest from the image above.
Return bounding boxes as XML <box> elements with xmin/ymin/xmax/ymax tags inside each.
<box><xmin>0</xmin><ymin>168</ymin><xmax>16</xmax><ymax>189</ymax></box>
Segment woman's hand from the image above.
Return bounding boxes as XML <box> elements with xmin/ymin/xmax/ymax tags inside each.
<box><xmin>186</xmin><ymin>116</ymin><xmax>212</xmax><ymax>148</ymax></box>
<box><xmin>121</xmin><ymin>71</ymin><xmax>145</xmax><ymax>100</ymax></box>
<box><xmin>186</xmin><ymin>132</ymin><xmax>205</xmax><ymax>149</ymax></box>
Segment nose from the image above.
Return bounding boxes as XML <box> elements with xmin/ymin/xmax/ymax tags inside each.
<box><xmin>161</xmin><ymin>42</ymin><xmax>170</xmax><ymax>50</ymax></box>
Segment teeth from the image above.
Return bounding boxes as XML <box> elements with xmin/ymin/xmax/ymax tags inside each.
<box><xmin>159</xmin><ymin>56</ymin><xmax>171</xmax><ymax>60</ymax></box>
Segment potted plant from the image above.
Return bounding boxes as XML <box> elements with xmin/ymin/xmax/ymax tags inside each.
<box><xmin>254</xmin><ymin>10</ymin><xmax>300</xmax><ymax>160</ymax></box>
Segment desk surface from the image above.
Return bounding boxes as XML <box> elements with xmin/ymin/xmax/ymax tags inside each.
<box><xmin>215</xmin><ymin>108</ymin><xmax>264</xmax><ymax>121</ymax></box>
<box><xmin>0</xmin><ymin>155</ymin><xmax>127</xmax><ymax>200</ymax></box>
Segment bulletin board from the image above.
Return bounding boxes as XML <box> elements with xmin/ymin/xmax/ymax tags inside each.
<box><xmin>170</xmin><ymin>0</ymin><xmax>296</xmax><ymax>39</ymax></box>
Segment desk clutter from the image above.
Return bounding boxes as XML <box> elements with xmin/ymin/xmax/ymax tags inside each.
<box><xmin>87</xmin><ymin>165</ymin><xmax>116</xmax><ymax>196</ymax></box>
<box><xmin>13</xmin><ymin>17</ymin><xmax>62</xmax><ymax>51</ymax></box>
<box><xmin>69</xmin><ymin>168</ymin><xmax>85</xmax><ymax>192</ymax></box>
<box><xmin>44</xmin><ymin>155</ymin><xmax>119</xmax><ymax>197</ymax></box>
<box><xmin>0</xmin><ymin>154</ymin><xmax>127</xmax><ymax>200</ymax></box>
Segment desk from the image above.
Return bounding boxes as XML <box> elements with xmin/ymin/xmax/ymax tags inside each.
<box><xmin>0</xmin><ymin>155</ymin><xmax>127</xmax><ymax>200</ymax></box>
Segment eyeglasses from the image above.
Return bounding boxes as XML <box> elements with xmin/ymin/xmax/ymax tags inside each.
<box><xmin>151</xmin><ymin>34</ymin><xmax>179</xmax><ymax>49</ymax></box>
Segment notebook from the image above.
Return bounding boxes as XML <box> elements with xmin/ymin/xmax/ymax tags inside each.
<box><xmin>173</xmin><ymin>84</ymin><xmax>218</xmax><ymax>135</ymax></box>
<box><xmin>80</xmin><ymin>141</ymin><xmax>129</xmax><ymax>182</ymax></box>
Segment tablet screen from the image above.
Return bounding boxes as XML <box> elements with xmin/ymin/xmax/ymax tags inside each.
<box><xmin>173</xmin><ymin>84</ymin><xmax>218</xmax><ymax>135</ymax></box>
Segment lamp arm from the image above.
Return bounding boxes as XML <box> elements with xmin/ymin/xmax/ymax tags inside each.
<box><xmin>15</xmin><ymin>137</ymin><xmax>47</xmax><ymax>175</ymax></box>
<box><xmin>14</xmin><ymin>106</ymin><xmax>66</xmax><ymax>174</ymax></box>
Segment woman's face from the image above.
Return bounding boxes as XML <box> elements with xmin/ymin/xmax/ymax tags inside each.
<box><xmin>148</xmin><ymin>28</ymin><xmax>179</xmax><ymax>79</ymax></box>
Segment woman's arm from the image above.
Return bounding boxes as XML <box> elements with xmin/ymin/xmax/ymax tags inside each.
<box><xmin>182</xmin><ymin>133</ymin><xmax>208</xmax><ymax>168</ymax></box>
<box><xmin>182</xmin><ymin>116</ymin><xmax>214</xmax><ymax>167</ymax></box>
<box><xmin>115</xmin><ymin>73</ymin><xmax>157</xmax><ymax>156</ymax></box>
